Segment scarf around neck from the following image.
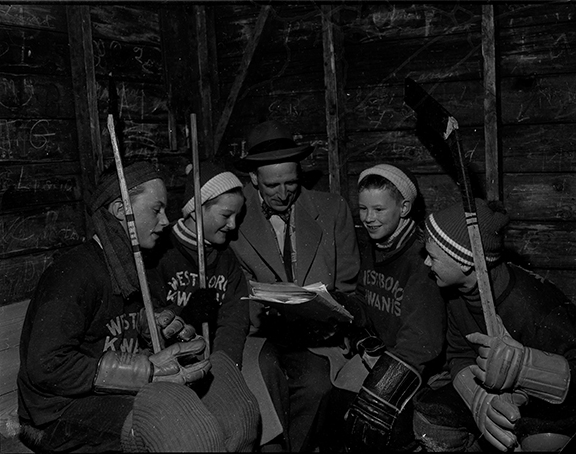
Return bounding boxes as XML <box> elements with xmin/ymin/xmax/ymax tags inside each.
<box><xmin>92</xmin><ymin>207</ymin><xmax>139</xmax><ymax>298</ymax></box>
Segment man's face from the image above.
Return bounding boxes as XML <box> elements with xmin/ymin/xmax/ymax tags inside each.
<box><xmin>250</xmin><ymin>162</ymin><xmax>300</xmax><ymax>213</ymax></box>
<box><xmin>424</xmin><ymin>238</ymin><xmax>469</xmax><ymax>288</ymax></box>
<box><xmin>130</xmin><ymin>178</ymin><xmax>169</xmax><ymax>249</ymax></box>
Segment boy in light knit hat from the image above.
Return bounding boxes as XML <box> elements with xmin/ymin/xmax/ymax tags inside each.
<box><xmin>318</xmin><ymin>163</ymin><xmax>447</xmax><ymax>452</ymax></box>
<box><xmin>413</xmin><ymin>199</ymin><xmax>576</xmax><ymax>452</ymax></box>
<box><xmin>148</xmin><ymin>161</ymin><xmax>260</xmax><ymax>452</ymax></box>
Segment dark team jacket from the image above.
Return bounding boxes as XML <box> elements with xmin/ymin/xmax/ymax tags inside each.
<box><xmin>148</xmin><ymin>229</ymin><xmax>250</xmax><ymax>367</ymax></box>
<box><xmin>17</xmin><ymin>240</ymin><xmax>143</xmax><ymax>427</ymax></box>
<box><xmin>348</xmin><ymin>228</ymin><xmax>447</xmax><ymax>376</ymax></box>
<box><xmin>446</xmin><ymin>262</ymin><xmax>576</xmax><ymax>417</ymax></box>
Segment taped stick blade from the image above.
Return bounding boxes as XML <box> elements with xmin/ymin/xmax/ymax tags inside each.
<box><xmin>404</xmin><ymin>78</ymin><xmax>453</xmax><ymax>139</ymax></box>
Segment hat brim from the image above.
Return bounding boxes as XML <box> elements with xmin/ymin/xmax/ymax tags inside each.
<box><xmin>234</xmin><ymin>145</ymin><xmax>314</xmax><ymax>171</ymax></box>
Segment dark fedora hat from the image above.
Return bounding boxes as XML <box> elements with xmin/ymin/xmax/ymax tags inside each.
<box><xmin>235</xmin><ymin>121</ymin><xmax>314</xmax><ymax>171</ymax></box>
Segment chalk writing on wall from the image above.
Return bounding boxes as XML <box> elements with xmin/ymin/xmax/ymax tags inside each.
<box><xmin>0</xmin><ymin>77</ymin><xmax>35</xmax><ymax>110</ymax></box>
<box><xmin>0</xmin><ymin>119</ymin><xmax>72</xmax><ymax>160</ymax></box>
<box><xmin>0</xmin><ymin>209</ymin><xmax>82</xmax><ymax>255</ymax></box>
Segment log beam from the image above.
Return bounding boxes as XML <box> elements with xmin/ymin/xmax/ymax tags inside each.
<box><xmin>213</xmin><ymin>5</ymin><xmax>271</xmax><ymax>155</ymax></box>
<box><xmin>482</xmin><ymin>4</ymin><xmax>501</xmax><ymax>202</ymax></box>
<box><xmin>321</xmin><ymin>5</ymin><xmax>347</xmax><ymax>198</ymax></box>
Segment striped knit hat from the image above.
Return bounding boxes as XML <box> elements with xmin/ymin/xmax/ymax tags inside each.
<box><xmin>358</xmin><ymin>164</ymin><xmax>418</xmax><ymax>203</ymax></box>
<box><xmin>182</xmin><ymin>162</ymin><xmax>243</xmax><ymax>217</ymax></box>
<box><xmin>425</xmin><ymin>199</ymin><xmax>509</xmax><ymax>267</ymax></box>
<box><xmin>89</xmin><ymin>160</ymin><xmax>162</xmax><ymax>213</ymax></box>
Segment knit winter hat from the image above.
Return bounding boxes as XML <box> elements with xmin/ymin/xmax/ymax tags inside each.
<box><xmin>89</xmin><ymin>161</ymin><xmax>162</xmax><ymax>213</ymax></box>
<box><xmin>425</xmin><ymin>198</ymin><xmax>509</xmax><ymax>267</ymax></box>
<box><xmin>182</xmin><ymin>162</ymin><xmax>243</xmax><ymax>217</ymax></box>
<box><xmin>358</xmin><ymin>164</ymin><xmax>418</xmax><ymax>203</ymax></box>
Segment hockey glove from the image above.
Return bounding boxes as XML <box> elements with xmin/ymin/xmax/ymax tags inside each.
<box><xmin>344</xmin><ymin>351</ymin><xmax>421</xmax><ymax>451</ymax></box>
<box><xmin>454</xmin><ymin>366</ymin><xmax>528</xmax><ymax>452</ymax></box>
<box><xmin>94</xmin><ymin>337</ymin><xmax>210</xmax><ymax>394</ymax></box>
<box><xmin>467</xmin><ymin>317</ymin><xmax>570</xmax><ymax>404</ymax></box>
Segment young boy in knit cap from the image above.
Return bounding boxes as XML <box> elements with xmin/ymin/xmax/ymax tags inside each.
<box><xmin>413</xmin><ymin>198</ymin><xmax>576</xmax><ymax>452</ymax></box>
<box><xmin>148</xmin><ymin>161</ymin><xmax>260</xmax><ymax>452</ymax></box>
<box><xmin>317</xmin><ymin>164</ymin><xmax>447</xmax><ymax>452</ymax></box>
<box><xmin>17</xmin><ymin>160</ymin><xmax>232</xmax><ymax>452</ymax></box>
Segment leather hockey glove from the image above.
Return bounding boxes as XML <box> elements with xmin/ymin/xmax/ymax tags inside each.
<box><xmin>179</xmin><ymin>288</ymin><xmax>220</xmax><ymax>332</ymax></box>
<box><xmin>94</xmin><ymin>337</ymin><xmax>210</xmax><ymax>394</ymax></box>
<box><xmin>344</xmin><ymin>351</ymin><xmax>422</xmax><ymax>451</ymax></box>
<box><xmin>454</xmin><ymin>366</ymin><xmax>528</xmax><ymax>452</ymax></box>
<box><xmin>138</xmin><ymin>307</ymin><xmax>196</xmax><ymax>344</ymax></box>
<box><xmin>467</xmin><ymin>316</ymin><xmax>570</xmax><ymax>404</ymax></box>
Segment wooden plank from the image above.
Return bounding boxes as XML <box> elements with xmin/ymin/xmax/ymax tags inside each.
<box><xmin>482</xmin><ymin>4</ymin><xmax>500</xmax><ymax>202</ymax></box>
<box><xmin>0</xmin><ymin>203</ymin><xmax>85</xmax><ymax>258</ymax></box>
<box><xmin>339</xmin><ymin>3</ymin><xmax>482</xmax><ymax>43</ymax></box>
<box><xmin>90</xmin><ymin>4</ymin><xmax>160</xmax><ymax>44</ymax></box>
<box><xmin>0</xmin><ymin>119</ymin><xmax>78</xmax><ymax>162</ymax></box>
<box><xmin>95</xmin><ymin>80</ymin><xmax>168</xmax><ymax>122</ymax></box>
<box><xmin>0</xmin><ymin>25</ymin><xmax>71</xmax><ymax>76</ymax></box>
<box><xmin>497</xmin><ymin>3</ymin><xmax>575</xmax><ymax>28</ymax></box>
<box><xmin>213</xmin><ymin>5</ymin><xmax>271</xmax><ymax>154</ymax></box>
<box><xmin>0</xmin><ymin>4</ymin><xmax>67</xmax><ymax>31</ymax></box>
<box><xmin>321</xmin><ymin>5</ymin><xmax>347</xmax><ymax>197</ymax></box>
<box><xmin>503</xmin><ymin>173</ymin><xmax>576</xmax><ymax>221</ymax></box>
<box><xmin>67</xmin><ymin>5</ymin><xmax>101</xmax><ymax>199</ymax></box>
<box><xmin>0</xmin><ymin>348</ymin><xmax>19</xmax><ymax>398</ymax></box>
<box><xmin>0</xmin><ymin>162</ymin><xmax>82</xmax><ymax>207</ymax></box>
<box><xmin>100</xmin><ymin>120</ymin><xmax>176</xmax><ymax>160</ymax></box>
<box><xmin>344</xmin><ymin>33</ymin><xmax>483</xmax><ymax>87</ymax></box>
<box><xmin>501</xmin><ymin>74</ymin><xmax>576</xmax><ymax>124</ymax></box>
<box><xmin>0</xmin><ymin>74</ymin><xmax>75</xmax><ymax>118</ymax></box>
<box><xmin>92</xmin><ymin>38</ymin><xmax>163</xmax><ymax>82</ymax></box>
<box><xmin>506</xmin><ymin>221</ymin><xmax>576</xmax><ymax>270</ymax></box>
<box><xmin>195</xmin><ymin>5</ymin><xmax>215</xmax><ymax>159</ymax></box>
<box><xmin>0</xmin><ymin>300</ymin><xmax>29</xmax><ymax>352</ymax></box>
<box><xmin>501</xmin><ymin>124</ymin><xmax>576</xmax><ymax>172</ymax></box>
<box><xmin>0</xmin><ymin>251</ymin><xmax>56</xmax><ymax>305</ymax></box>
<box><xmin>499</xmin><ymin>21</ymin><xmax>576</xmax><ymax>76</ymax></box>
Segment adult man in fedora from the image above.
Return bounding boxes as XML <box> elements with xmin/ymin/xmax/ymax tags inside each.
<box><xmin>231</xmin><ymin>120</ymin><xmax>360</xmax><ymax>452</ymax></box>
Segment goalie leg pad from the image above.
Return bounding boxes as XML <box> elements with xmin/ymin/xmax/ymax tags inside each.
<box><xmin>344</xmin><ymin>351</ymin><xmax>422</xmax><ymax>450</ymax></box>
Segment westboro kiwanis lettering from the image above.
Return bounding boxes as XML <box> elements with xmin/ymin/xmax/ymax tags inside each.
<box><xmin>361</xmin><ymin>269</ymin><xmax>404</xmax><ymax>316</ymax></box>
<box><xmin>103</xmin><ymin>311</ymin><xmax>140</xmax><ymax>353</ymax></box>
<box><xmin>166</xmin><ymin>271</ymin><xmax>228</xmax><ymax>307</ymax></box>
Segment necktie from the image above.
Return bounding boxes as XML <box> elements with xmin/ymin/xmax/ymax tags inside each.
<box><xmin>261</xmin><ymin>202</ymin><xmax>291</xmax><ymax>223</ymax></box>
<box><xmin>283</xmin><ymin>221</ymin><xmax>293</xmax><ymax>282</ymax></box>
<box><xmin>262</xmin><ymin>202</ymin><xmax>293</xmax><ymax>282</ymax></box>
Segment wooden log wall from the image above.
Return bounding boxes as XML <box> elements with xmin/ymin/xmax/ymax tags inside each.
<box><xmin>215</xmin><ymin>2</ymin><xmax>575</xmax><ymax>302</ymax></box>
<box><xmin>0</xmin><ymin>4</ymin><xmax>189</xmax><ymax>306</ymax></box>
<box><xmin>1</xmin><ymin>2</ymin><xmax>574</xmax><ymax>308</ymax></box>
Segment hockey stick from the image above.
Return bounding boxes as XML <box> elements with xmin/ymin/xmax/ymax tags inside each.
<box><xmin>404</xmin><ymin>78</ymin><xmax>499</xmax><ymax>337</ymax></box>
<box><xmin>107</xmin><ymin>114</ymin><xmax>163</xmax><ymax>353</ymax></box>
<box><xmin>187</xmin><ymin>113</ymin><xmax>210</xmax><ymax>360</ymax></box>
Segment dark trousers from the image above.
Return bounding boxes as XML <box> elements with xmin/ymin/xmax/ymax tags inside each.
<box><xmin>259</xmin><ymin>340</ymin><xmax>332</xmax><ymax>452</ymax></box>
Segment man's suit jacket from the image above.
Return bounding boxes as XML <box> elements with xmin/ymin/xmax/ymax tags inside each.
<box><xmin>231</xmin><ymin>183</ymin><xmax>360</xmax><ymax>294</ymax></box>
<box><xmin>232</xmin><ymin>183</ymin><xmax>360</xmax><ymax>445</ymax></box>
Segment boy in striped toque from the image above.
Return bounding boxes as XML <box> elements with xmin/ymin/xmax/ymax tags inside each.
<box><xmin>413</xmin><ymin>198</ymin><xmax>576</xmax><ymax>452</ymax></box>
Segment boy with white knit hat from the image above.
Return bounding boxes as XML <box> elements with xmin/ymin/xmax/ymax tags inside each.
<box><xmin>148</xmin><ymin>161</ymin><xmax>260</xmax><ymax>452</ymax></box>
<box><xmin>318</xmin><ymin>163</ymin><xmax>447</xmax><ymax>452</ymax></box>
<box><xmin>413</xmin><ymin>198</ymin><xmax>576</xmax><ymax>452</ymax></box>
